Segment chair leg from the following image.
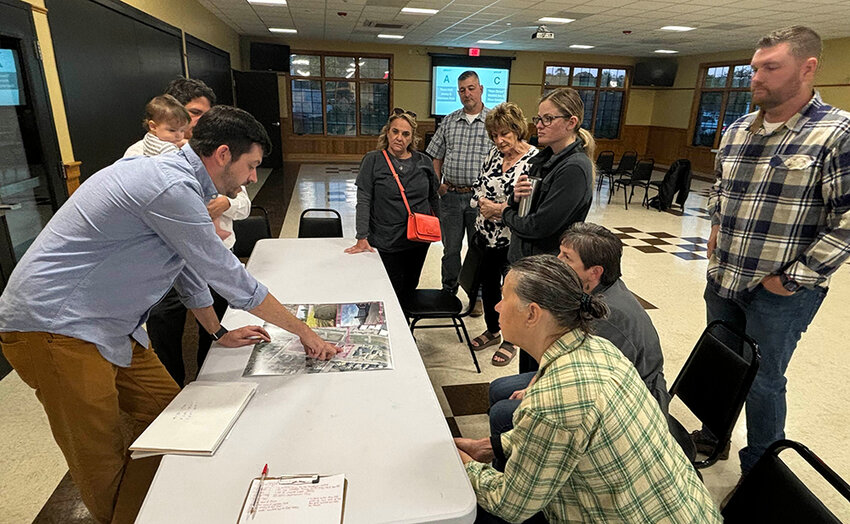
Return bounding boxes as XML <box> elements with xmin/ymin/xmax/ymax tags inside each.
<box><xmin>451</xmin><ymin>317</ymin><xmax>463</xmax><ymax>342</ymax></box>
<box><xmin>408</xmin><ymin>318</ymin><xmax>419</xmax><ymax>342</ymax></box>
<box><xmin>456</xmin><ymin>317</ymin><xmax>481</xmax><ymax>373</ymax></box>
<box><xmin>596</xmin><ymin>173</ymin><xmax>604</xmax><ymax>191</ymax></box>
<box><xmin>628</xmin><ymin>186</ymin><xmax>635</xmax><ymax>204</ymax></box>
<box><xmin>624</xmin><ymin>186</ymin><xmax>629</xmax><ymax>210</ymax></box>
<box><xmin>608</xmin><ymin>184</ymin><xmax>615</xmax><ymax>204</ymax></box>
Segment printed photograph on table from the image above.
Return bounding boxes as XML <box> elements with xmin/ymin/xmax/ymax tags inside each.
<box><xmin>243</xmin><ymin>302</ymin><xmax>393</xmax><ymax>376</ymax></box>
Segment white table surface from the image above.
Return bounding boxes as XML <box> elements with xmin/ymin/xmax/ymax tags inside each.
<box><xmin>136</xmin><ymin>238</ymin><xmax>476</xmax><ymax>524</ymax></box>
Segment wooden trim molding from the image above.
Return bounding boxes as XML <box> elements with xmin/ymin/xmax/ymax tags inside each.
<box><xmin>30</xmin><ymin>4</ymin><xmax>48</xmax><ymax>15</ymax></box>
<box><xmin>64</xmin><ymin>161</ymin><xmax>82</xmax><ymax>196</ymax></box>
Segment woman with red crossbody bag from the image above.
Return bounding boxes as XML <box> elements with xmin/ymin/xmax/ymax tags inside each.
<box><xmin>345</xmin><ymin>109</ymin><xmax>440</xmax><ymax>305</ymax></box>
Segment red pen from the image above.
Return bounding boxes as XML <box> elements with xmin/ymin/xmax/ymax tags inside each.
<box><xmin>249</xmin><ymin>464</ymin><xmax>269</xmax><ymax>518</ymax></box>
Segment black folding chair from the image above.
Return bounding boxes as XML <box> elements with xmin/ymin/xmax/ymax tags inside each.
<box><xmin>609</xmin><ymin>150</ymin><xmax>638</xmax><ymax>194</ymax></box>
<box><xmin>668</xmin><ymin>320</ymin><xmax>760</xmax><ymax>469</ymax></box>
<box><xmin>298</xmin><ymin>208</ymin><xmax>343</xmax><ymax>238</ymax></box>
<box><xmin>610</xmin><ymin>158</ymin><xmax>654</xmax><ymax>210</ymax></box>
<box><xmin>594</xmin><ymin>150</ymin><xmax>615</xmax><ymax>191</ymax></box>
<box><xmin>232</xmin><ymin>206</ymin><xmax>272</xmax><ymax>259</ymax></box>
<box><xmin>404</xmin><ymin>246</ymin><xmax>483</xmax><ymax>373</ymax></box>
<box><xmin>723</xmin><ymin>439</ymin><xmax>850</xmax><ymax>523</ymax></box>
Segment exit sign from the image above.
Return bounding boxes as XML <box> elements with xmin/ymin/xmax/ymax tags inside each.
<box><xmin>468</xmin><ymin>48</ymin><xmax>480</xmax><ymax>56</ymax></box>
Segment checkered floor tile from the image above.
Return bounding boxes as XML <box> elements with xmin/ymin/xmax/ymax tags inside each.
<box><xmin>615</xmin><ymin>227</ymin><xmax>708</xmax><ymax>260</ymax></box>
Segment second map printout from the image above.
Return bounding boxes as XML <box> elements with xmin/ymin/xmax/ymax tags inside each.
<box><xmin>242</xmin><ymin>302</ymin><xmax>392</xmax><ymax>376</ymax></box>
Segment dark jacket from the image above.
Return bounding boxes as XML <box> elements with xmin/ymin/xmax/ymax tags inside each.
<box><xmin>502</xmin><ymin>140</ymin><xmax>593</xmax><ymax>262</ymax></box>
<box><xmin>355</xmin><ymin>149</ymin><xmax>439</xmax><ymax>252</ymax></box>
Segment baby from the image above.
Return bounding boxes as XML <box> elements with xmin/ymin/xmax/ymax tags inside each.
<box><xmin>138</xmin><ymin>95</ymin><xmax>229</xmax><ymax>240</ymax></box>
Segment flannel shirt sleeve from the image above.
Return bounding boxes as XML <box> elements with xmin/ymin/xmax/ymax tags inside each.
<box><xmin>786</xmin><ymin>132</ymin><xmax>850</xmax><ymax>285</ymax></box>
<box><xmin>465</xmin><ymin>408</ymin><xmax>584</xmax><ymax>523</ymax></box>
<box><xmin>708</xmin><ymin>138</ymin><xmax>726</xmax><ymax>227</ymax></box>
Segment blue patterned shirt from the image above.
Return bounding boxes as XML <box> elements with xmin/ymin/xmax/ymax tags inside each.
<box><xmin>426</xmin><ymin>107</ymin><xmax>492</xmax><ymax>186</ymax></box>
<box><xmin>708</xmin><ymin>92</ymin><xmax>850</xmax><ymax>298</ymax></box>
<box><xmin>0</xmin><ymin>145</ymin><xmax>268</xmax><ymax>366</ymax></box>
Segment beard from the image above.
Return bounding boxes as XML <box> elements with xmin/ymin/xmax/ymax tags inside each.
<box><xmin>221</xmin><ymin>162</ymin><xmax>243</xmax><ymax>198</ymax></box>
<box><xmin>751</xmin><ymin>76</ymin><xmax>801</xmax><ymax>110</ymax></box>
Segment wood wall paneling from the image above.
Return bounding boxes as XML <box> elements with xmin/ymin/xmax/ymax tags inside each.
<box><xmin>63</xmin><ymin>161</ymin><xmax>82</xmax><ymax>196</ymax></box>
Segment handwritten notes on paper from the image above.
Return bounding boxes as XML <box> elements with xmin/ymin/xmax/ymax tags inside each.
<box><xmin>237</xmin><ymin>474</ymin><xmax>346</xmax><ymax>523</ymax></box>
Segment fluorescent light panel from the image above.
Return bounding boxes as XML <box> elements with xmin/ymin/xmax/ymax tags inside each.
<box><xmin>538</xmin><ymin>17</ymin><xmax>575</xmax><ymax>24</ymax></box>
<box><xmin>401</xmin><ymin>7</ymin><xmax>439</xmax><ymax>14</ymax></box>
<box><xmin>270</xmin><ymin>28</ymin><xmax>297</xmax><ymax>33</ymax></box>
<box><xmin>249</xmin><ymin>0</ymin><xmax>287</xmax><ymax>5</ymax></box>
<box><xmin>660</xmin><ymin>25</ymin><xmax>695</xmax><ymax>32</ymax></box>
<box><xmin>655</xmin><ymin>49</ymin><xmax>678</xmax><ymax>54</ymax></box>
<box><xmin>378</xmin><ymin>34</ymin><xmax>404</xmax><ymax>39</ymax></box>
<box><xmin>477</xmin><ymin>40</ymin><xmax>502</xmax><ymax>44</ymax></box>
<box><xmin>570</xmin><ymin>44</ymin><xmax>594</xmax><ymax>49</ymax></box>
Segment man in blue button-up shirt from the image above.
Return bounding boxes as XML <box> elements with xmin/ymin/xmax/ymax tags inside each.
<box><xmin>0</xmin><ymin>106</ymin><xmax>338</xmax><ymax>523</ymax></box>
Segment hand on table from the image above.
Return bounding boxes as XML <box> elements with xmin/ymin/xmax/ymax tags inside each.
<box><xmin>345</xmin><ymin>238</ymin><xmax>375</xmax><ymax>254</ymax></box>
<box><xmin>454</xmin><ymin>437</ymin><xmax>494</xmax><ymax>464</ymax></box>
<box><xmin>218</xmin><ymin>325</ymin><xmax>271</xmax><ymax>347</ymax></box>
<box><xmin>300</xmin><ymin>330</ymin><xmax>340</xmax><ymax>360</ymax></box>
<box><xmin>479</xmin><ymin>198</ymin><xmax>506</xmax><ymax>220</ymax></box>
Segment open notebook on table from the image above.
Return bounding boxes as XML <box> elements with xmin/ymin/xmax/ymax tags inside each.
<box><xmin>130</xmin><ymin>381</ymin><xmax>258</xmax><ymax>459</ymax></box>
<box><xmin>237</xmin><ymin>474</ymin><xmax>347</xmax><ymax>523</ymax></box>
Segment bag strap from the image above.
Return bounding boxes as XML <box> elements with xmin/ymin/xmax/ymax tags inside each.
<box><xmin>382</xmin><ymin>149</ymin><xmax>413</xmax><ymax>217</ymax></box>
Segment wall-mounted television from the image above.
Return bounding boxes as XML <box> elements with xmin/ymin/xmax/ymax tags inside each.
<box><xmin>429</xmin><ymin>54</ymin><xmax>513</xmax><ymax>117</ymax></box>
<box><xmin>249</xmin><ymin>42</ymin><xmax>291</xmax><ymax>72</ymax></box>
<box><xmin>632</xmin><ymin>59</ymin><xmax>678</xmax><ymax>87</ymax></box>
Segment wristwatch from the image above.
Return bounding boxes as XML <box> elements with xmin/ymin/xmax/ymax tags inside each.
<box><xmin>210</xmin><ymin>325</ymin><xmax>229</xmax><ymax>341</ymax></box>
<box><xmin>779</xmin><ymin>273</ymin><xmax>801</xmax><ymax>293</ymax></box>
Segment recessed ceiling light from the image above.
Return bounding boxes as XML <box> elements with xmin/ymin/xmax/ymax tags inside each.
<box><xmin>655</xmin><ymin>49</ymin><xmax>678</xmax><ymax>54</ymax></box>
<box><xmin>378</xmin><ymin>34</ymin><xmax>404</xmax><ymax>39</ymax></box>
<box><xmin>249</xmin><ymin>0</ymin><xmax>287</xmax><ymax>5</ymax></box>
<box><xmin>570</xmin><ymin>44</ymin><xmax>595</xmax><ymax>49</ymax></box>
<box><xmin>660</xmin><ymin>25</ymin><xmax>695</xmax><ymax>32</ymax></box>
<box><xmin>538</xmin><ymin>17</ymin><xmax>575</xmax><ymax>24</ymax></box>
<box><xmin>269</xmin><ymin>28</ymin><xmax>297</xmax><ymax>33</ymax></box>
<box><xmin>477</xmin><ymin>40</ymin><xmax>502</xmax><ymax>44</ymax></box>
<box><xmin>401</xmin><ymin>7</ymin><xmax>439</xmax><ymax>14</ymax></box>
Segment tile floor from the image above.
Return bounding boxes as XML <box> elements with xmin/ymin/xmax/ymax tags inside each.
<box><xmin>2</xmin><ymin>164</ymin><xmax>849</xmax><ymax>522</ymax></box>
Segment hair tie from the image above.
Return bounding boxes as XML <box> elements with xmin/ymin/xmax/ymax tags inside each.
<box><xmin>580</xmin><ymin>292</ymin><xmax>592</xmax><ymax>313</ymax></box>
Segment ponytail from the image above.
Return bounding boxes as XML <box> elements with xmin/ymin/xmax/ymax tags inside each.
<box><xmin>577</xmin><ymin>127</ymin><xmax>597</xmax><ymax>180</ymax></box>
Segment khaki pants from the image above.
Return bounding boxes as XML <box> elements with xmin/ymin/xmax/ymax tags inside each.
<box><xmin>0</xmin><ymin>332</ymin><xmax>179</xmax><ymax>524</ymax></box>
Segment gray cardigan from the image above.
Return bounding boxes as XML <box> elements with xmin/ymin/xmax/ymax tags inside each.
<box><xmin>355</xmin><ymin>149</ymin><xmax>439</xmax><ymax>252</ymax></box>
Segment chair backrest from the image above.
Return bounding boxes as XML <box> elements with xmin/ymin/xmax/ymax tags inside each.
<box><xmin>616</xmin><ymin>150</ymin><xmax>638</xmax><ymax>174</ymax></box>
<box><xmin>669</xmin><ymin>320</ymin><xmax>760</xmax><ymax>445</ymax></box>
<box><xmin>232</xmin><ymin>206</ymin><xmax>272</xmax><ymax>258</ymax></box>
<box><xmin>298</xmin><ymin>208</ymin><xmax>343</xmax><ymax>238</ymax></box>
<box><xmin>631</xmin><ymin>159</ymin><xmax>654</xmax><ymax>181</ymax></box>
<box><xmin>722</xmin><ymin>440</ymin><xmax>850</xmax><ymax>523</ymax></box>
<box><xmin>457</xmin><ymin>245</ymin><xmax>485</xmax><ymax>314</ymax></box>
<box><xmin>596</xmin><ymin>150</ymin><xmax>615</xmax><ymax>171</ymax></box>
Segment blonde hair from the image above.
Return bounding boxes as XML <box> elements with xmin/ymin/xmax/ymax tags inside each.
<box><xmin>539</xmin><ymin>88</ymin><xmax>596</xmax><ymax>177</ymax></box>
<box><xmin>485</xmin><ymin>102</ymin><xmax>529</xmax><ymax>141</ymax></box>
<box><xmin>376</xmin><ymin>112</ymin><xmax>420</xmax><ymax>152</ymax></box>
<box><xmin>143</xmin><ymin>94</ymin><xmax>190</xmax><ymax>131</ymax></box>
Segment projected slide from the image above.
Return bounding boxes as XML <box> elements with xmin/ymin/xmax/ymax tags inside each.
<box><xmin>432</xmin><ymin>66</ymin><xmax>509</xmax><ymax>116</ymax></box>
<box><xmin>0</xmin><ymin>49</ymin><xmax>24</xmax><ymax>106</ymax></box>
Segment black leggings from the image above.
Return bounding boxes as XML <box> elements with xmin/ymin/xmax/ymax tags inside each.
<box><xmin>379</xmin><ymin>243</ymin><xmax>430</xmax><ymax>306</ymax></box>
<box><xmin>480</xmin><ymin>245</ymin><xmax>509</xmax><ymax>334</ymax></box>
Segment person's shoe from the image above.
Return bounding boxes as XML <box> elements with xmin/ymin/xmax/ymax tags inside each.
<box><xmin>690</xmin><ymin>430</ymin><xmax>731</xmax><ymax>460</ymax></box>
<box><xmin>470</xmin><ymin>299</ymin><xmax>484</xmax><ymax>317</ymax></box>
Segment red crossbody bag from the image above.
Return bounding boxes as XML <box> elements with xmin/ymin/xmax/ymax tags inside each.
<box><xmin>382</xmin><ymin>149</ymin><xmax>442</xmax><ymax>243</ymax></box>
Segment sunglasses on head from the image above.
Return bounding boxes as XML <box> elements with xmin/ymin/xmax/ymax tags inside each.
<box><xmin>392</xmin><ymin>107</ymin><xmax>417</xmax><ymax>119</ymax></box>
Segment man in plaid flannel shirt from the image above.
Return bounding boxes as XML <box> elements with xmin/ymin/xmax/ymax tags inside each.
<box><xmin>701</xmin><ymin>26</ymin><xmax>850</xmax><ymax>475</ymax></box>
<box><xmin>426</xmin><ymin>71</ymin><xmax>492</xmax><ymax>294</ymax></box>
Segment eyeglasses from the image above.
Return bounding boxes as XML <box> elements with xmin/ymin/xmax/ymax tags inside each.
<box><xmin>392</xmin><ymin>107</ymin><xmax>417</xmax><ymax>119</ymax></box>
<box><xmin>532</xmin><ymin>114</ymin><xmax>571</xmax><ymax>127</ymax></box>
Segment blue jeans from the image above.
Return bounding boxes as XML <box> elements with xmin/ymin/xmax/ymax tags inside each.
<box><xmin>439</xmin><ymin>191</ymin><xmax>478</xmax><ymax>293</ymax></box>
<box><xmin>703</xmin><ymin>282</ymin><xmax>826</xmax><ymax>474</ymax></box>
<box><xmin>489</xmin><ymin>372</ymin><xmax>536</xmax><ymax>436</ymax></box>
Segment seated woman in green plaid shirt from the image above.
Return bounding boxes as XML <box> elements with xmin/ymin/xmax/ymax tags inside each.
<box><xmin>455</xmin><ymin>255</ymin><xmax>720</xmax><ymax>524</ymax></box>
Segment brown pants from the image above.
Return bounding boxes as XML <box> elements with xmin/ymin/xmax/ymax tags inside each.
<box><xmin>0</xmin><ymin>332</ymin><xmax>179</xmax><ymax>524</ymax></box>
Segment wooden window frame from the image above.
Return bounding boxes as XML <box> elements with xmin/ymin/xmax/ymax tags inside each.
<box><xmin>689</xmin><ymin>59</ymin><xmax>752</xmax><ymax>149</ymax></box>
<box><xmin>287</xmin><ymin>50</ymin><xmax>393</xmax><ymax>137</ymax></box>
<box><xmin>541</xmin><ymin>62</ymin><xmax>631</xmax><ymax>140</ymax></box>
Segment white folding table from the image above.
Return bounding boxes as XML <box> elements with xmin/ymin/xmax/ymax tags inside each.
<box><xmin>136</xmin><ymin>238</ymin><xmax>476</xmax><ymax>523</ymax></box>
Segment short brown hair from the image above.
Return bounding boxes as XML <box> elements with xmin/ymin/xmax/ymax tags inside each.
<box><xmin>485</xmin><ymin>102</ymin><xmax>529</xmax><ymax>141</ymax></box>
<box><xmin>757</xmin><ymin>26</ymin><xmax>822</xmax><ymax>63</ymax></box>
<box><xmin>143</xmin><ymin>94</ymin><xmax>190</xmax><ymax>131</ymax></box>
<box><xmin>560</xmin><ymin>222</ymin><xmax>622</xmax><ymax>286</ymax></box>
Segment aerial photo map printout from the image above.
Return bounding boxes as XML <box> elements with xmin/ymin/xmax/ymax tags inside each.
<box><xmin>242</xmin><ymin>302</ymin><xmax>393</xmax><ymax>376</ymax></box>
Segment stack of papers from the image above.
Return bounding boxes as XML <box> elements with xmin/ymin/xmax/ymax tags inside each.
<box><xmin>130</xmin><ymin>381</ymin><xmax>257</xmax><ymax>459</ymax></box>
<box><xmin>237</xmin><ymin>474</ymin><xmax>346</xmax><ymax>523</ymax></box>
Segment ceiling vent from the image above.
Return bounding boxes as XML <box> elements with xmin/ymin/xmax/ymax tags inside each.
<box><xmin>363</xmin><ymin>20</ymin><xmax>410</xmax><ymax>29</ymax></box>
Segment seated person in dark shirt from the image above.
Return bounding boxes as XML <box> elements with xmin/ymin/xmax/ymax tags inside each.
<box><xmin>489</xmin><ymin>223</ymin><xmax>672</xmax><ymax>452</ymax></box>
